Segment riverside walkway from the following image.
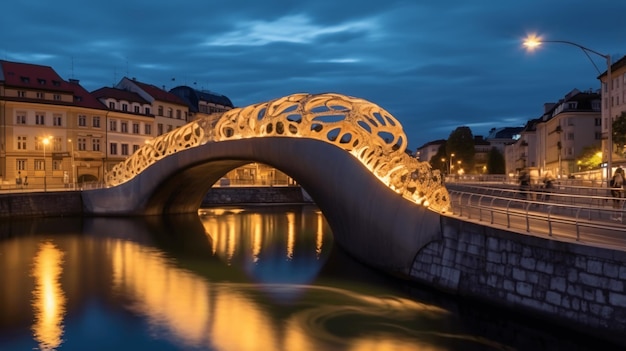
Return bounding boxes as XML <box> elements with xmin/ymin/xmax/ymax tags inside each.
<box><xmin>446</xmin><ymin>180</ymin><xmax>626</xmax><ymax>250</ymax></box>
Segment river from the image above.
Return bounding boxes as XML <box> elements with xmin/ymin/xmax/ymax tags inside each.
<box><xmin>0</xmin><ymin>205</ymin><xmax>620</xmax><ymax>350</ymax></box>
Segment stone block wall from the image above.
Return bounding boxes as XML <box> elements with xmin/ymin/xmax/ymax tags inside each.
<box><xmin>410</xmin><ymin>216</ymin><xmax>626</xmax><ymax>345</ymax></box>
<box><xmin>202</xmin><ymin>186</ymin><xmax>312</xmax><ymax>205</ymax></box>
<box><xmin>0</xmin><ymin>192</ymin><xmax>83</xmax><ymax>218</ymax></box>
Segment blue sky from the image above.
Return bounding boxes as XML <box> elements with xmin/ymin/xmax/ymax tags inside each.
<box><xmin>2</xmin><ymin>1</ymin><xmax>626</xmax><ymax>150</ymax></box>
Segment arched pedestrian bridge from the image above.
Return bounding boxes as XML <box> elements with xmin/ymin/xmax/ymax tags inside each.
<box><xmin>82</xmin><ymin>93</ymin><xmax>450</xmax><ymax>275</ymax></box>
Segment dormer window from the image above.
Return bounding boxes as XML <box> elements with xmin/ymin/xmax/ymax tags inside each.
<box><xmin>20</xmin><ymin>76</ymin><xmax>30</xmax><ymax>83</ymax></box>
<box><xmin>38</xmin><ymin>79</ymin><xmax>46</xmax><ymax>85</ymax></box>
<box><xmin>52</xmin><ymin>80</ymin><xmax>61</xmax><ymax>86</ymax></box>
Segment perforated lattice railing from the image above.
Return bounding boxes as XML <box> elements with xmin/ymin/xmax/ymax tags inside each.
<box><xmin>105</xmin><ymin>93</ymin><xmax>450</xmax><ymax>213</ymax></box>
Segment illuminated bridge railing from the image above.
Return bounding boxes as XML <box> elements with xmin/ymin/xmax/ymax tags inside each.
<box><xmin>105</xmin><ymin>93</ymin><xmax>450</xmax><ymax>213</ymax></box>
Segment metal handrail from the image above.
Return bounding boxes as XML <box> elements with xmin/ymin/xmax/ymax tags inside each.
<box><xmin>447</xmin><ymin>189</ymin><xmax>626</xmax><ymax>248</ymax></box>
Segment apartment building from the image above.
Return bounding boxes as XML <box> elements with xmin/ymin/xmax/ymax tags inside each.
<box><xmin>599</xmin><ymin>55</ymin><xmax>626</xmax><ymax>166</ymax></box>
<box><xmin>115</xmin><ymin>77</ymin><xmax>189</xmax><ymax>136</ymax></box>
<box><xmin>91</xmin><ymin>86</ymin><xmax>156</xmax><ymax>172</ymax></box>
<box><xmin>169</xmin><ymin>85</ymin><xmax>234</xmax><ymax>124</ymax></box>
<box><xmin>506</xmin><ymin>89</ymin><xmax>602</xmax><ymax>179</ymax></box>
<box><xmin>0</xmin><ymin>60</ymin><xmax>109</xmax><ymax>188</ymax></box>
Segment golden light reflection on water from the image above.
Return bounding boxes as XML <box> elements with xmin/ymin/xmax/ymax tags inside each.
<box><xmin>286</xmin><ymin>212</ymin><xmax>295</xmax><ymax>260</ymax></box>
<box><xmin>104</xmin><ymin>234</ymin><xmax>508</xmax><ymax>351</ymax></box>
<box><xmin>315</xmin><ymin>211</ymin><xmax>324</xmax><ymax>258</ymax></box>
<box><xmin>31</xmin><ymin>242</ymin><xmax>66</xmax><ymax>351</ymax></box>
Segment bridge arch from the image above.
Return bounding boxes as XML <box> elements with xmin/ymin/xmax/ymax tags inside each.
<box><xmin>82</xmin><ymin>93</ymin><xmax>449</xmax><ymax>275</ymax></box>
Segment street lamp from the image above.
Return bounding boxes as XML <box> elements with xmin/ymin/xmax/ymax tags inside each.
<box><xmin>449</xmin><ymin>153</ymin><xmax>455</xmax><ymax>176</ymax></box>
<box><xmin>42</xmin><ymin>137</ymin><xmax>50</xmax><ymax>191</ymax></box>
<box><xmin>68</xmin><ymin>139</ymin><xmax>76</xmax><ymax>188</ymax></box>
<box><xmin>523</xmin><ymin>34</ymin><xmax>613</xmax><ymax>184</ymax></box>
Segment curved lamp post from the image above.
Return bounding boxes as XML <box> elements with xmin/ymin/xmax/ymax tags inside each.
<box><xmin>523</xmin><ymin>35</ymin><xmax>612</xmax><ymax>183</ymax></box>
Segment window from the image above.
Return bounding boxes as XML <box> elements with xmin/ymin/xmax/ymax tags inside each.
<box><xmin>133</xmin><ymin>144</ymin><xmax>140</xmax><ymax>153</ymax></box>
<box><xmin>53</xmin><ymin>94</ymin><xmax>61</xmax><ymax>101</ymax></box>
<box><xmin>17</xmin><ymin>91</ymin><xmax>26</xmax><ymax>98</ymax></box>
<box><xmin>36</xmin><ymin>113</ymin><xmax>45</xmax><ymax>125</ymax></box>
<box><xmin>16</xmin><ymin>112</ymin><xmax>26</xmax><ymax>124</ymax></box>
<box><xmin>167</xmin><ymin>125</ymin><xmax>173</xmax><ymax>132</ymax></box>
<box><xmin>20</xmin><ymin>76</ymin><xmax>30</xmax><ymax>83</ymax></box>
<box><xmin>595</xmin><ymin>118</ymin><xmax>602</xmax><ymax>126</ymax></box>
<box><xmin>17</xmin><ymin>136</ymin><xmax>27</xmax><ymax>150</ymax></box>
<box><xmin>144</xmin><ymin>124</ymin><xmax>152</xmax><ymax>135</ymax></box>
<box><xmin>133</xmin><ymin>123</ymin><xmax>140</xmax><ymax>134</ymax></box>
<box><xmin>79</xmin><ymin>115</ymin><xmax>87</xmax><ymax>126</ymax></box>
<box><xmin>53</xmin><ymin>137</ymin><xmax>62</xmax><ymax>151</ymax></box>
<box><xmin>110</xmin><ymin>143</ymin><xmax>118</xmax><ymax>155</ymax></box>
<box><xmin>35</xmin><ymin>159</ymin><xmax>45</xmax><ymax>171</ymax></box>
<box><xmin>38</xmin><ymin>78</ymin><xmax>46</xmax><ymax>85</ymax></box>
<box><xmin>16</xmin><ymin>159</ymin><xmax>27</xmax><ymax>171</ymax></box>
<box><xmin>121</xmin><ymin>121</ymin><xmax>128</xmax><ymax>133</ymax></box>
<box><xmin>121</xmin><ymin>144</ymin><xmax>129</xmax><ymax>156</ymax></box>
<box><xmin>167</xmin><ymin>108</ymin><xmax>173</xmax><ymax>118</ymax></box>
<box><xmin>53</xmin><ymin>114</ymin><xmax>63</xmax><ymax>127</ymax></box>
<box><xmin>145</xmin><ymin>107</ymin><xmax>151</xmax><ymax>115</ymax></box>
<box><xmin>176</xmin><ymin>110</ymin><xmax>181</xmax><ymax>119</ymax></box>
<box><xmin>92</xmin><ymin>138</ymin><xmax>101</xmax><ymax>152</ymax></box>
<box><xmin>78</xmin><ymin>138</ymin><xmax>87</xmax><ymax>151</ymax></box>
<box><xmin>109</xmin><ymin>119</ymin><xmax>117</xmax><ymax>132</ymax></box>
<box><xmin>158</xmin><ymin>123</ymin><xmax>163</xmax><ymax>135</ymax></box>
<box><xmin>93</xmin><ymin>116</ymin><xmax>101</xmax><ymax>128</ymax></box>
<box><xmin>122</xmin><ymin>103</ymin><xmax>128</xmax><ymax>112</ymax></box>
<box><xmin>567</xmin><ymin>133</ymin><xmax>574</xmax><ymax>141</ymax></box>
<box><xmin>52</xmin><ymin>160</ymin><xmax>61</xmax><ymax>171</ymax></box>
<box><xmin>158</xmin><ymin>106</ymin><xmax>163</xmax><ymax>116</ymax></box>
<box><xmin>595</xmin><ymin>132</ymin><xmax>603</xmax><ymax>140</ymax></box>
<box><xmin>36</xmin><ymin>92</ymin><xmax>44</xmax><ymax>99</ymax></box>
<box><xmin>35</xmin><ymin>137</ymin><xmax>44</xmax><ymax>151</ymax></box>
<box><xmin>109</xmin><ymin>101</ymin><xmax>115</xmax><ymax>109</ymax></box>
<box><xmin>52</xmin><ymin>80</ymin><xmax>61</xmax><ymax>87</ymax></box>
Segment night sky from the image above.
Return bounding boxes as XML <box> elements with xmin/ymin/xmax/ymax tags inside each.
<box><xmin>2</xmin><ymin>1</ymin><xmax>625</xmax><ymax>149</ymax></box>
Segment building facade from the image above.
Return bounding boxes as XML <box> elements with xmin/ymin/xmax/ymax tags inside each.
<box><xmin>0</xmin><ymin>60</ymin><xmax>110</xmax><ymax>188</ymax></box>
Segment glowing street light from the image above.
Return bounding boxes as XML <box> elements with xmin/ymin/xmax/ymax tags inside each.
<box><xmin>42</xmin><ymin>136</ymin><xmax>50</xmax><ymax>191</ymax></box>
<box><xmin>68</xmin><ymin>139</ymin><xmax>76</xmax><ymax>188</ymax></box>
<box><xmin>523</xmin><ymin>34</ymin><xmax>613</xmax><ymax>183</ymax></box>
<box><xmin>449</xmin><ymin>153</ymin><xmax>455</xmax><ymax>176</ymax></box>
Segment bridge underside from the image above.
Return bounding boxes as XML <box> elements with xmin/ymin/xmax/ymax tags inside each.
<box><xmin>82</xmin><ymin>137</ymin><xmax>442</xmax><ymax>276</ymax></box>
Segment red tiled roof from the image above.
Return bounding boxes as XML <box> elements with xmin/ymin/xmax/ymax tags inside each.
<box><xmin>91</xmin><ymin>86</ymin><xmax>150</xmax><ymax>104</ymax></box>
<box><xmin>68</xmin><ymin>80</ymin><xmax>108</xmax><ymax>110</ymax></box>
<box><xmin>130</xmin><ymin>79</ymin><xmax>188</xmax><ymax>105</ymax></box>
<box><xmin>0</xmin><ymin>60</ymin><xmax>74</xmax><ymax>93</ymax></box>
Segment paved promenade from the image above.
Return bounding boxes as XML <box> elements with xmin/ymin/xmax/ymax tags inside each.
<box><xmin>446</xmin><ymin>181</ymin><xmax>626</xmax><ymax>251</ymax></box>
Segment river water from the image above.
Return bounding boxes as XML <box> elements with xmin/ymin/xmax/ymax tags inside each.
<box><xmin>0</xmin><ymin>205</ymin><xmax>620</xmax><ymax>351</ymax></box>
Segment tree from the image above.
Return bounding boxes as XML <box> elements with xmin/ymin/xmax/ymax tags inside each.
<box><xmin>612</xmin><ymin>111</ymin><xmax>626</xmax><ymax>158</ymax></box>
<box><xmin>576</xmin><ymin>144</ymin><xmax>602</xmax><ymax>171</ymax></box>
<box><xmin>486</xmin><ymin>147</ymin><xmax>506</xmax><ymax>174</ymax></box>
<box><xmin>447</xmin><ymin>126</ymin><xmax>475</xmax><ymax>174</ymax></box>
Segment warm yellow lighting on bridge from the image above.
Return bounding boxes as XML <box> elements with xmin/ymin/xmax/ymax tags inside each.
<box><xmin>105</xmin><ymin>93</ymin><xmax>451</xmax><ymax>213</ymax></box>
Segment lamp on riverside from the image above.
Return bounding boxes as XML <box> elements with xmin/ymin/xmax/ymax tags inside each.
<box><xmin>450</xmin><ymin>153</ymin><xmax>455</xmax><ymax>176</ymax></box>
<box><xmin>42</xmin><ymin>136</ymin><xmax>50</xmax><ymax>191</ymax></box>
<box><xmin>522</xmin><ymin>34</ymin><xmax>613</xmax><ymax>184</ymax></box>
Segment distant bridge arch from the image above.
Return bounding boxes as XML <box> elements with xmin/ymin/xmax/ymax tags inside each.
<box><xmin>82</xmin><ymin>93</ymin><xmax>450</xmax><ymax>274</ymax></box>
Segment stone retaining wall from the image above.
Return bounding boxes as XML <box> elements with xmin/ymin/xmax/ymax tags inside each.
<box><xmin>410</xmin><ymin>215</ymin><xmax>626</xmax><ymax>345</ymax></box>
<box><xmin>0</xmin><ymin>191</ymin><xmax>83</xmax><ymax>218</ymax></box>
<box><xmin>202</xmin><ymin>186</ymin><xmax>312</xmax><ymax>206</ymax></box>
